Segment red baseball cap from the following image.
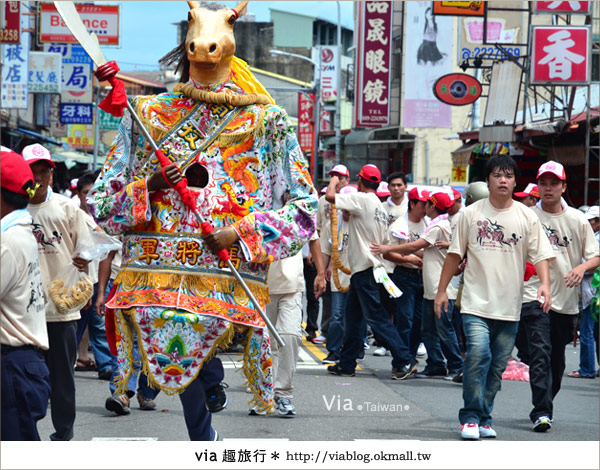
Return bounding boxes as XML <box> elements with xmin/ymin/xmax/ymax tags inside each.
<box><xmin>537</xmin><ymin>161</ymin><xmax>565</xmax><ymax>181</ymax></box>
<box><xmin>408</xmin><ymin>187</ymin><xmax>429</xmax><ymax>202</ymax></box>
<box><xmin>514</xmin><ymin>183</ymin><xmax>540</xmax><ymax>199</ymax></box>
<box><xmin>451</xmin><ymin>187</ymin><xmax>461</xmax><ymax>201</ymax></box>
<box><xmin>429</xmin><ymin>191</ymin><xmax>454</xmax><ymax>211</ymax></box>
<box><xmin>22</xmin><ymin>143</ymin><xmax>56</xmax><ymax>168</ymax></box>
<box><xmin>1</xmin><ymin>150</ymin><xmax>36</xmax><ymax>196</ymax></box>
<box><xmin>357</xmin><ymin>164</ymin><xmax>381</xmax><ymax>184</ymax></box>
<box><xmin>329</xmin><ymin>164</ymin><xmax>350</xmax><ymax>177</ymax></box>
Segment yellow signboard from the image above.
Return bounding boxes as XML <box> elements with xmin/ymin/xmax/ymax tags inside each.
<box><xmin>452</xmin><ymin>165</ymin><xmax>468</xmax><ymax>183</ymax></box>
<box><xmin>62</xmin><ymin>124</ymin><xmax>94</xmax><ymax>150</ymax></box>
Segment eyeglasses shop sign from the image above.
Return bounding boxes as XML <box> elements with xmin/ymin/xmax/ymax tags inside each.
<box><xmin>39</xmin><ymin>4</ymin><xmax>119</xmax><ymax>45</ymax></box>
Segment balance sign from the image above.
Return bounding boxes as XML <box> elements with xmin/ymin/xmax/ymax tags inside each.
<box><xmin>530</xmin><ymin>26</ymin><xmax>591</xmax><ymax>85</ymax></box>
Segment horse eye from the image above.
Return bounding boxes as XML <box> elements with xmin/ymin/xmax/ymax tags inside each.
<box><xmin>188</xmin><ymin>11</ymin><xmax>193</xmax><ymax>21</ymax></box>
<box><xmin>228</xmin><ymin>14</ymin><xmax>236</xmax><ymax>25</ymax></box>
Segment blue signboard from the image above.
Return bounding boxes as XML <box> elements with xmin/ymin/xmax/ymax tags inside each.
<box><xmin>60</xmin><ymin>103</ymin><xmax>93</xmax><ymax>124</ymax></box>
<box><xmin>44</xmin><ymin>44</ymin><xmax>93</xmax><ymax>103</ymax></box>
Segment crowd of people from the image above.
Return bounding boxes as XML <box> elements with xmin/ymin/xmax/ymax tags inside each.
<box><xmin>2</xmin><ymin>142</ymin><xmax>599</xmax><ymax>442</ymax></box>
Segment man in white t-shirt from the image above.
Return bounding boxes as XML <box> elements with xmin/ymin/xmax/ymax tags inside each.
<box><xmin>520</xmin><ymin>161</ymin><xmax>600</xmax><ymax>433</ymax></box>
<box><xmin>372</xmin><ymin>190</ymin><xmax>463</xmax><ymax>378</ymax></box>
<box><xmin>1</xmin><ymin>150</ymin><xmax>50</xmax><ymax>440</ymax></box>
<box><xmin>24</xmin><ymin>143</ymin><xmax>90</xmax><ymax>441</ymax></box>
<box><xmin>383</xmin><ymin>172</ymin><xmax>409</xmax><ymax>223</ymax></box>
<box><xmin>325</xmin><ymin>165</ymin><xmax>415</xmax><ymax>379</ymax></box>
<box><xmin>435</xmin><ymin>155</ymin><xmax>554</xmax><ymax>440</ymax></box>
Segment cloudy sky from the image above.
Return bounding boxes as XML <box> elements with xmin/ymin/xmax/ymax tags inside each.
<box><xmin>108</xmin><ymin>1</ymin><xmax>355</xmax><ymax>70</ymax></box>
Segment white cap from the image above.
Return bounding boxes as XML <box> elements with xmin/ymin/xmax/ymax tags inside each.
<box><xmin>585</xmin><ymin>206</ymin><xmax>599</xmax><ymax>220</ymax></box>
<box><xmin>329</xmin><ymin>164</ymin><xmax>350</xmax><ymax>177</ymax></box>
<box><xmin>22</xmin><ymin>143</ymin><xmax>55</xmax><ymax>168</ymax></box>
<box><xmin>537</xmin><ymin>160</ymin><xmax>565</xmax><ymax>181</ymax></box>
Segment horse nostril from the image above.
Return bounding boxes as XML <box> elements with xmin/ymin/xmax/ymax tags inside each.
<box><xmin>209</xmin><ymin>44</ymin><xmax>217</xmax><ymax>54</ymax></box>
<box><xmin>189</xmin><ymin>42</ymin><xmax>195</xmax><ymax>53</ymax></box>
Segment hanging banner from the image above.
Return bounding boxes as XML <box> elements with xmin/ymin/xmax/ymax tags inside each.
<box><xmin>530</xmin><ymin>26</ymin><xmax>591</xmax><ymax>85</ymax></box>
<box><xmin>458</xmin><ymin>0</ymin><xmax>528</xmax><ymax>64</ymax></box>
<box><xmin>534</xmin><ymin>1</ymin><xmax>592</xmax><ymax>14</ymax></box>
<box><xmin>1</xmin><ymin>31</ymin><xmax>29</xmax><ymax>109</ymax></box>
<box><xmin>355</xmin><ymin>0</ymin><xmax>393</xmax><ymax>128</ymax></box>
<box><xmin>98</xmin><ymin>107</ymin><xmax>122</xmax><ymax>130</ymax></box>
<box><xmin>316</xmin><ymin>45</ymin><xmax>339</xmax><ymax>101</ymax></box>
<box><xmin>403</xmin><ymin>1</ymin><xmax>452</xmax><ymax>128</ymax></box>
<box><xmin>28</xmin><ymin>52</ymin><xmax>62</xmax><ymax>94</ymax></box>
<box><xmin>40</xmin><ymin>3</ymin><xmax>120</xmax><ymax>45</ymax></box>
<box><xmin>432</xmin><ymin>1</ymin><xmax>486</xmax><ymax>16</ymax></box>
<box><xmin>297</xmin><ymin>92</ymin><xmax>315</xmax><ymax>153</ymax></box>
<box><xmin>1</xmin><ymin>1</ymin><xmax>20</xmax><ymax>43</ymax></box>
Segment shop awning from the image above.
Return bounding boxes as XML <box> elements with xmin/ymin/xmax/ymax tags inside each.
<box><xmin>4</xmin><ymin>127</ymin><xmax>62</xmax><ymax>146</ymax></box>
<box><xmin>344</xmin><ymin>129</ymin><xmax>374</xmax><ymax>146</ymax></box>
<box><xmin>451</xmin><ymin>142</ymin><xmax>477</xmax><ymax>167</ymax></box>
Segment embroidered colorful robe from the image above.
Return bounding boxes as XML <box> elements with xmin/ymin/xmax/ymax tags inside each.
<box><xmin>88</xmin><ymin>81</ymin><xmax>317</xmax><ymax>411</ymax></box>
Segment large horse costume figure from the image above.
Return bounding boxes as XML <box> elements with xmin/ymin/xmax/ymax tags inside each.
<box><xmin>88</xmin><ymin>1</ymin><xmax>317</xmax><ymax>439</ymax></box>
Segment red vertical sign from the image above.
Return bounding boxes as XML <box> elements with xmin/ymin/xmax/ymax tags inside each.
<box><xmin>0</xmin><ymin>1</ymin><xmax>21</xmax><ymax>44</ymax></box>
<box><xmin>355</xmin><ymin>1</ymin><xmax>393</xmax><ymax>128</ymax></box>
<box><xmin>297</xmin><ymin>92</ymin><xmax>315</xmax><ymax>153</ymax></box>
<box><xmin>530</xmin><ymin>26</ymin><xmax>590</xmax><ymax>85</ymax></box>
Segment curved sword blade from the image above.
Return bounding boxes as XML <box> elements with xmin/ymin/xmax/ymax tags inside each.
<box><xmin>53</xmin><ymin>1</ymin><xmax>107</xmax><ymax>68</ymax></box>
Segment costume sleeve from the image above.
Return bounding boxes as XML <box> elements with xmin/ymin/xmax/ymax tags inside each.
<box><xmin>87</xmin><ymin>110</ymin><xmax>151</xmax><ymax>235</ymax></box>
<box><xmin>232</xmin><ymin>109</ymin><xmax>318</xmax><ymax>263</ymax></box>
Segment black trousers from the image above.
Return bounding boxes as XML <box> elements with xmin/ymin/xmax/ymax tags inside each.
<box><xmin>45</xmin><ymin>320</ymin><xmax>78</xmax><ymax>441</ymax></box>
<box><xmin>1</xmin><ymin>345</ymin><xmax>50</xmax><ymax>440</ymax></box>
<box><xmin>520</xmin><ymin>302</ymin><xmax>575</xmax><ymax>422</ymax></box>
<box><xmin>303</xmin><ymin>257</ymin><xmax>320</xmax><ymax>334</ymax></box>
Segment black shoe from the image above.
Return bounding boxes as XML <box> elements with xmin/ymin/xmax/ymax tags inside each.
<box><xmin>98</xmin><ymin>369</ymin><xmax>112</xmax><ymax>381</ymax></box>
<box><xmin>415</xmin><ymin>367</ymin><xmax>448</xmax><ymax>378</ymax></box>
<box><xmin>391</xmin><ymin>360</ymin><xmax>418</xmax><ymax>380</ymax></box>
<box><xmin>322</xmin><ymin>351</ymin><xmax>339</xmax><ymax>364</ymax></box>
<box><xmin>206</xmin><ymin>382</ymin><xmax>229</xmax><ymax>413</ymax></box>
<box><xmin>327</xmin><ymin>364</ymin><xmax>355</xmax><ymax>377</ymax></box>
<box><xmin>452</xmin><ymin>371</ymin><xmax>463</xmax><ymax>383</ymax></box>
<box><xmin>306</xmin><ymin>331</ymin><xmax>317</xmax><ymax>341</ymax></box>
<box><xmin>357</xmin><ymin>348</ymin><xmax>365</xmax><ymax>362</ymax></box>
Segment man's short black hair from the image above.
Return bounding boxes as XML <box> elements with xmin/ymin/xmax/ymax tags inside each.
<box><xmin>77</xmin><ymin>172</ymin><xmax>95</xmax><ymax>192</ymax></box>
<box><xmin>485</xmin><ymin>155</ymin><xmax>518</xmax><ymax>181</ymax></box>
<box><xmin>408</xmin><ymin>198</ymin><xmax>421</xmax><ymax>213</ymax></box>
<box><xmin>1</xmin><ymin>187</ymin><xmax>31</xmax><ymax>210</ymax></box>
<box><xmin>360</xmin><ymin>176</ymin><xmax>379</xmax><ymax>191</ymax></box>
<box><xmin>387</xmin><ymin>172</ymin><xmax>407</xmax><ymax>185</ymax></box>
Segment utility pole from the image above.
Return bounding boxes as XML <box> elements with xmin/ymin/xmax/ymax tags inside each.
<box><xmin>335</xmin><ymin>1</ymin><xmax>342</xmax><ymax>164</ymax></box>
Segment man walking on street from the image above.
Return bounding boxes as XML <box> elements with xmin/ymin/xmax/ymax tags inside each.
<box><xmin>326</xmin><ymin>165</ymin><xmax>414</xmax><ymax>379</ymax></box>
<box><xmin>520</xmin><ymin>161</ymin><xmax>599</xmax><ymax>432</ymax></box>
<box><xmin>435</xmin><ymin>155</ymin><xmax>554</xmax><ymax>440</ymax></box>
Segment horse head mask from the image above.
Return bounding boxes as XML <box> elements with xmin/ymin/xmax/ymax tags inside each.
<box><xmin>184</xmin><ymin>1</ymin><xmax>248</xmax><ymax>84</ymax></box>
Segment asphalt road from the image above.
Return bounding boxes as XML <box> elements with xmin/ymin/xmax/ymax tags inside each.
<box><xmin>37</xmin><ymin>337</ymin><xmax>599</xmax><ymax>443</ymax></box>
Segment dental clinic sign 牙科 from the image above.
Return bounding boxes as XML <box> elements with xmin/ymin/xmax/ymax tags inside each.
<box><xmin>39</xmin><ymin>4</ymin><xmax>119</xmax><ymax>45</ymax></box>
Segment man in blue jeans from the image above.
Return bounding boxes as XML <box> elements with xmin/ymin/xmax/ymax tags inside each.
<box><xmin>435</xmin><ymin>155</ymin><xmax>554</xmax><ymax>440</ymax></box>
<box><xmin>372</xmin><ymin>190</ymin><xmax>463</xmax><ymax>378</ymax></box>
<box><xmin>325</xmin><ymin>165</ymin><xmax>414</xmax><ymax>379</ymax></box>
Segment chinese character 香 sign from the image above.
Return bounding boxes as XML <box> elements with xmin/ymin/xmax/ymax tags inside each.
<box><xmin>530</xmin><ymin>26</ymin><xmax>590</xmax><ymax>85</ymax></box>
<box><xmin>355</xmin><ymin>1</ymin><xmax>393</xmax><ymax>127</ymax></box>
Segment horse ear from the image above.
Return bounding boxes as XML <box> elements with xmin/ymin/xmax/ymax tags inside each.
<box><xmin>187</xmin><ymin>1</ymin><xmax>200</xmax><ymax>9</ymax></box>
<box><xmin>233</xmin><ymin>1</ymin><xmax>249</xmax><ymax>17</ymax></box>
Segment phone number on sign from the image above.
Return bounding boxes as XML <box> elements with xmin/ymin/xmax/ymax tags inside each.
<box><xmin>461</xmin><ymin>46</ymin><xmax>522</xmax><ymax>60</ymax></box>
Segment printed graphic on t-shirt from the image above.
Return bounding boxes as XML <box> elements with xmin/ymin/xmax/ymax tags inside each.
<box><xmin>31</xmin><ymin>222</ymin><xmax>63</xmax><ymax>251</ymax></box>
<box><xmin>476</xmin><ymin>218</ymin><xmax>521</xmax><ymax>250</ymax></box>
<box><xmin>542</xmin><ymin>223</ymin><xmax>572</xmax><ymax>248</ymax></box>
<box><xmin>375</xmin><ymin>208</ymin><xmax>391</xmax><ymax>228</ymax></box>
<box><xmin>26</xmin><ymin>260</ymin><xmax>45</xmax><ymax>314</ymax></box>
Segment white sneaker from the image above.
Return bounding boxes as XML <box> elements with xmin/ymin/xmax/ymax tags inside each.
<box><xmin>373</xmin><ymin>347</ymin><xmax>389</xmax><ymax>356</ymax></box>
<box><xmin>533</xmin><ymin>416</ymin><xmax>552</xmax><ymax>432</ymax></box>
<box><xmin>417</xmin><ymin>343</ymin><xmax>427</xmax><ymax>357</ymax></box>
<box><xmin>479</xmin><ymin>425</ymin><xmax>497</xmax><ymax>438</ymax></box>
<box><xmin>461</xmin><ymin>423</ymin><xmax>479</xmax><ymax>440</ymax></box>
<box><xmin>275</xmin><ymin>397</ymin><xmax>296</xmax><ymax>418</ymax></box>
<box><xmin>311</xmin><ymin>335</ymin><xmax>326</xmax><ymax>344</ymax></box>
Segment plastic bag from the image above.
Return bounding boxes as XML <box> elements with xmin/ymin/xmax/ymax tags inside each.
<box><xmin>502</xmin><ymin>360</ymin><xmax>530</xmax><ymax>382</ymax></box>
<box><xmin>49</xmin><ymin>229</ymin><xmax>122</xmax><ymax>314</ymax></box>
<box><xmin>49</xmin><ymin>266</ymin><xmax>94</xmax><ymax>314</ymax></box>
